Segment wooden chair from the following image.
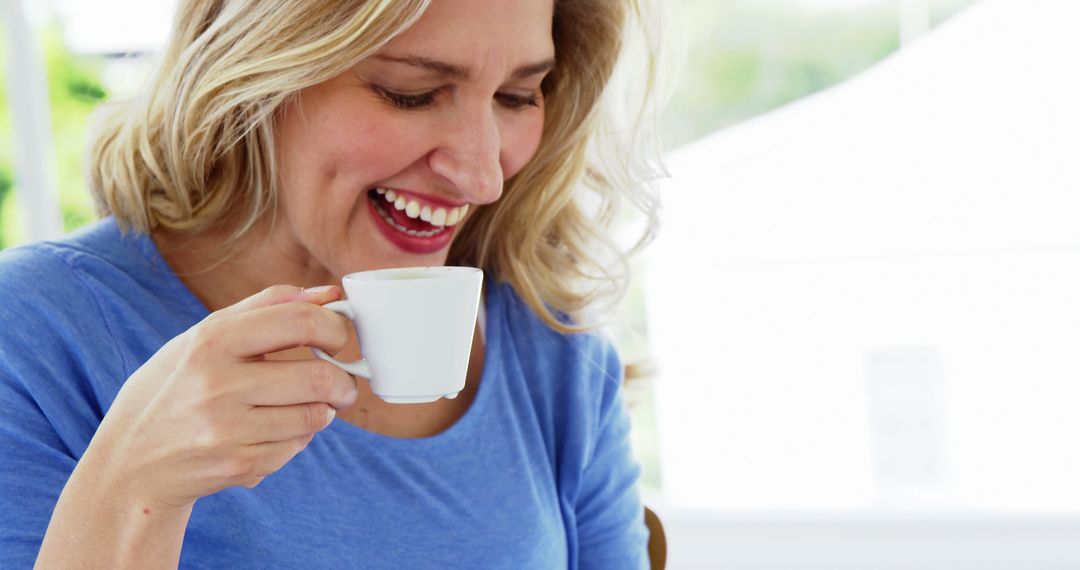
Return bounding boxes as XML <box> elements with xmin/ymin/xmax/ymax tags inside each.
<box><xmin>645</xmin><ymin>506</ymin><xmax>667</xmax><ymax>569</ymax></box>
<box><xmin>624</xmin><ymin>362</ymin><xmax>666</xmax><ymax>568</ymax></box>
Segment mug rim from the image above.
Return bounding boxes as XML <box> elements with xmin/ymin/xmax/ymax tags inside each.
<box><xmin>341</xmin><ymin>265</ymin><xmax>481</xmax><ymax>283</ymax></box>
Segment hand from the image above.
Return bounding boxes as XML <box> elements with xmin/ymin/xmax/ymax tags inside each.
<box><xmin>88</xmin><ymin>285</ymin><xmax>357</xmax><ymax>513</ymax></box>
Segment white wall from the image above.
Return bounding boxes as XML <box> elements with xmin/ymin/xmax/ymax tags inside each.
<box><xmin>646</xmin><ymin>0</ymin><xmax>1080</xmax><ymax>564</ymax></box>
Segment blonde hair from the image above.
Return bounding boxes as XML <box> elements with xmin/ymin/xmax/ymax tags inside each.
<box><xmin>88</xmin><ymin>0</ymin><xmax>663</xmax><ymax>332</ymax></box>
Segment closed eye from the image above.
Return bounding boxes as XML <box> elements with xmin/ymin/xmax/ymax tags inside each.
<box><xmin>372</xmin><ymin>85</ymin><xmax>540</xmax><ymax>111</ymax></box>
<box><xmin>373</xmin><ymin>86</ymin><xmax>438</xmax><ymax>109</ymax></box>
<box><xmin>496</xmin><ymin>92</ymin><xmax>541</xmax><ymax>109</ymax></box>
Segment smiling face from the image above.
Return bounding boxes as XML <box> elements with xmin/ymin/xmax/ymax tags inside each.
<box><xmin>273</xmin><ymin>0</ymin><xmax>555</xmax><ymax>277</ymax></box>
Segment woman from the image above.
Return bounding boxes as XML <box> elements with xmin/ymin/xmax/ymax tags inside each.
<box><xmin>0</xmin><ymin>0</ymin><xmax>661</xmax><ymax>567</ymax></box>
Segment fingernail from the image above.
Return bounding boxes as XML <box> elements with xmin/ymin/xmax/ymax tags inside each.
<box><xmin>302</xmin><ymin>285</ymin><xmax>335</xmax><ymax>295</ymax></box>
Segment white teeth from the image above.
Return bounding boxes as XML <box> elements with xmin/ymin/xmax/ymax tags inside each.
<box><xmin>402</xmin><ymin>224</ymin><xmax>441</xmax><ymax>237</ymax></box>
<box><xmin>372</xmin><ymin>189</ymin><xmax>471</xmax><ymax>228</ymax></box>
<box><xmin>373</xmin><ymin>198</ymin><xmax>444</xmax><ymax>238</ymax></box>
<box><xmin>403</xmin><ymin>226</ymin><xmax>440</xmax><ymax>237</ymax></box>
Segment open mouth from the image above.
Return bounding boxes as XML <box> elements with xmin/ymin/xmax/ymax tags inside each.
<box><xmin>366</xmin><ymin>188</ymin><xmax>469</xmax><ymax>254</ymax></box>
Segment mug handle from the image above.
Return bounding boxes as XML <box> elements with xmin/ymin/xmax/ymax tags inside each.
<box><xmin>310</xmin><ymin>300</ymin><xmax>372</xmax><ymax>378</ymax></box>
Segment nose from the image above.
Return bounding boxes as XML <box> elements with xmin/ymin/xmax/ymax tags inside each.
<box><xmin>428</xmin><ymin>104</ymin><xmax>504</xmax><ymax>205</ymax></box>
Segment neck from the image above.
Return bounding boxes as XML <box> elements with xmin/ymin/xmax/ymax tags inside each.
<box><xmin>152</xmin><ymin>221</ymin><xmax>335</xmax><ymax>312</ymax></box>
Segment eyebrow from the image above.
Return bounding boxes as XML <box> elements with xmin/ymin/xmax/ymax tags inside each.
<box><xmin>372</xmin><ymin>54</ymin><xmax>556</xmax><ymax>82</ymax></box>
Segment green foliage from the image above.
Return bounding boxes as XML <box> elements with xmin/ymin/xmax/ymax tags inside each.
<box><xmin>0</xmin><ymin>21</ymin><xmax>10</xmax><ymax>249</ymax></box>
<box><xmin>664</xmin><ymin>0</ymin><xmax>904</xmax><ymax>148</ymax></box>
<box><xmin>43</xmin><ymin>25</ymin><xmax>106</xmax><ymax>234</ymax></box>
<box><xmin>661</xmin><ymin>0</ymin><xmax>976</xmax><ymax>148</ymax></box>
<box><xmin>0</xmin><ymin>168</ymin><xmax>10</xmax><ymax>250</ymax></box>
<box><xmin>0</xmin><ymin>22</ymin><xmax>106</xmax><ymax>250</ymax></box>
<box><xmin>67</xmin><ymin>77</ymin><xmax>108</xmax><ymax>103</ymax></box>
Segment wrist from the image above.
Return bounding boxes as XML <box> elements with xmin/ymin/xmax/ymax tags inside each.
<box><xmin>39</xmin><ymin>431</ymin><xmax>195</xmax><ymax>567</ymax></box>
<box><xmin>84</xmin><ymin>430</ymin><xmax>194</xmax><ymax>513</ymax></box>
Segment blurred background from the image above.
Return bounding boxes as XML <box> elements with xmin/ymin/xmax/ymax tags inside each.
<box><xmin>3</xmin><ymin>0</ymin><xmax>1080</xmax><ymax>567</ymax></box>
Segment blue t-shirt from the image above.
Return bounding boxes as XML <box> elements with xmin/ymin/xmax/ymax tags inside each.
<box><xmin>0</xmin><ymin>219</ymin><xmax>647</xmax><ymax>568</ymax></box>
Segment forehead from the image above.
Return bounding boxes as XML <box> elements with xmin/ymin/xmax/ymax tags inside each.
<box><xmin>381</xmin><ymin>0</ymin><xmax>556</xmax><ymax>64</ymax></box>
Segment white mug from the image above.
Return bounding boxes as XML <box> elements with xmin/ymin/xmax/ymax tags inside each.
<box><xmin>311</xmin><ymin>266</ymin><xmax>483</xmax><ymax>404</ymax></box>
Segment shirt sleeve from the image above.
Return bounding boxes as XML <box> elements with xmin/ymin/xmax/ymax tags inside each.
<box><xmin>574</xmin><ymin>340</ymin><xmax>650</xmax><ymax>570</ymax></box>
<box><xmin>0</xmin><ymin>367</ymin><xmax>82</xmax><ymax>567</ymax></box>
<box><xmin>0</xmin><ymin>248</ymin><xmax>109</xmax><ymax>567</ymax></box>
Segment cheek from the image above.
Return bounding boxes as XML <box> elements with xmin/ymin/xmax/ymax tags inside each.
<box><xmin>283</xmin><ymin>118</ymin><xmax>416</xmax><ymax>200</ymax></box>
<box><xmin>288</xmin><ymin>91</ymin><xmax>416</xmax><ymax>181</ymax></box>
<box><xmin>502</xmin><ymin>113</ymin><xmax>547</xmax><ymax>179</ymax></box>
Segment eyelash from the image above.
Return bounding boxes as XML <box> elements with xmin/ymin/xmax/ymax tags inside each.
<box><xmin>379</xmin><ymin>88</ymin><xmax>436</xmax><ymax>109</ymax></box>
<box><xmin>375</xmin><ymin>86</ymin><xmax>540</xmax><ymax>110</ymax></box>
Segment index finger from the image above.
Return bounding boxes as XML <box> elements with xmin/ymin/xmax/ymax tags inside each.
<box><xmin>195</xmin><ymin>301</ymin><xmax>351</xmax><ymax>360</ymax></box>
<box><xmin>210</xmin><ymin>284</ymin><xmax>342</xmax><ymax>319</ymax></box>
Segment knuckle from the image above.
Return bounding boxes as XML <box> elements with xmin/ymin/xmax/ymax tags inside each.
<box><xmin>192</xmin><ymin>422</ymin><xmax>227</xmax><ymax>451</ymax></box>
<box><xmin>304</xmin><ymin>403</ymin><xmax>330</xmax><ymax>433</ymax></box>
<box><xmin>222</xmin><ymin>456</ymin><xmax>255</xmax><ymax>480</ymax></box>
<box><xmin>287</xmin><ymin>303</ymin><xmax>319</xmax><ymax>340</ymax></box>
<box><xmin>188</xmin><ymin>369</ymin><xmax>228</xmax><ymax>404</ymax></box>
<box><xmin>305</xmin><ymin>367</ymin><xmax>330</xmax><ymax>403</ymax></box>
<box><xmin>188</xmin><ymin>367</ymin><xmax>218</xmax><ymax>394</ymax></box>
<box><xmin>306</xmin><ymin>361</ymin><xmax>339</xmax><ymax>402</ymax></box>
<box><xmin>204</xmin><ymin>307</ymin><xmax>225</xmax><ymax>322</ymax></box>
<box><xmin>186</xmin><ymin>323</ymin><xmax>221</xmax><ymax>362</ymax></box>
<box><xmin>266</xmin><ymin>284</ymin><xmax>300</xmax><ymax>298</ymax></box>
<box><xmin>192</xmin><ymin>434</ymin><xmax>218</xmax><ymax>455</ymax></box>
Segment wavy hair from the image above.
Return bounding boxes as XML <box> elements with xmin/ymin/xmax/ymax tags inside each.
<box><xmin>88</xmin><ymin>0</ymin><xmax>663</xmax><ymax>332</ymax></box>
